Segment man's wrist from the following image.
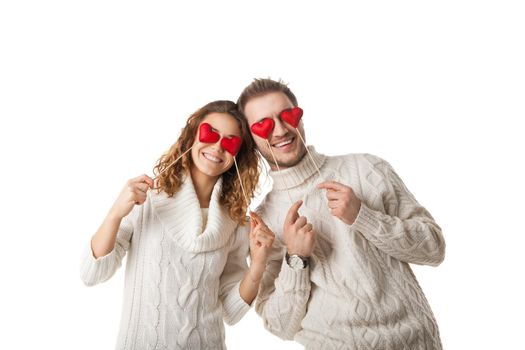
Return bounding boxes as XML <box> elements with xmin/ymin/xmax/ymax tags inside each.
<box><xmin>285</xmin><ymin>252</ymin><xmax>310</xmax><ymax>269</ymax></box>
<box><xmin>286</xmin><ymin>248</ymin><xmax>311</xmax><ymax>258</ymax></box>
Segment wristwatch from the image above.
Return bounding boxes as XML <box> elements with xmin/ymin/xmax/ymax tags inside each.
<box><xmin>285</xmin><ymin>252</ymin><xmax>310</xmax><ymax>269</ymax></box>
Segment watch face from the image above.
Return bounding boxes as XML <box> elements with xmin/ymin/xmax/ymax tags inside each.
<box><xmin>289</xmin><ymin>255</ymin><xmax>304</xmax><ymax>269</ymax></box>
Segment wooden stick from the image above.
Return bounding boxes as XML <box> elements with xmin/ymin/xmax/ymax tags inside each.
<box><xmin>153</xmin><ymin>147</ymin><xmax>192</xmax><ymax>180</ymax></box>
<box><xmin>295</xmin><ymin>130</ymin><xmax>321</xmax><ymax>178</ymax></box>
<box><xmin>233</xmin><ymin>156</ymin><xmax>249</xmax><ymax>208</ymax></box>
<box><xmin>265</xmin><ymin>139</ymin><xmax>293</xmax><ymax>204</ymax></box>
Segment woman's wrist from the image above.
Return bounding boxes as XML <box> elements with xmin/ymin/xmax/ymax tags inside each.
<box><xmin>107</xmin><ymin>207</ymin><xmax>125</xmax><ymax>222</ymax></box>
<box><xmin>248</xmin><ymin>262</ymin><xmax>265</xmax><ymax>283</ymax></box>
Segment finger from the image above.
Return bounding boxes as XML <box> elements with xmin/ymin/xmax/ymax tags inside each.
<box><xmin>255</xmin><ymin>233</ymin><xmax>274</xmax><ymax>247</ymax></box>
<box><xmin>257</xmin><ymin>228</ymin><xmax>275</xmax><ymax>240</ymax></box>
<box><xmin>130</xmin><ymin>174</ymin><xmax>148</xmax><ymax>183</ymax></box>
<box><xmin>329</xmin><ymin>207</ymin><xmax>341</xmax><ymax>218</ymax></box>
<box><xmin>133</xmin><ymin>196</ymin><xmax>147</xmax><ymax>205</ymax></box>
<box><xmin>294</xmin><ymin>216</ymin><xmax>307</xmax><ymax>229</ymax></box>
<box><xmin>249</xmin><ymin>211</ymin><xmax>262</xmax><ymax>226</ymax></box>
<box><xmin>135</xmin><ymin>183</ymin><xmax>150</xmax><ymax>194</ymax></box>
<box><xmin>251</xmin><ymin>211</ymin><xmax>269</xmax><ymax>229</ymax></box>
<box><xmin>285</xmin><ymin>200</ymin><xmax>303</xmax><ymax>225</ymax></box>
<box><xmin>298</xmin><ymin>223</ymin><xmax>313</xmax><ymax>235</ymax></box>
<box><xmin>317</xmin><ymin>181</ymin><xmax>348</xmax><ymax>192</ymax></box>
<box><xmin>327</xmin><ymin>199</ymin><xmax>340</xmax><ymax>209</ymax></box>
<box><xmin>142</xmin><ymin>175</ymin><xmax>154</xmax><ymax>188</ymax></box>
<box><xmin>131</xmin><ymin>174</ymin><xmax>154</xmax><ymax>188</ymax></box>
<box><xmin>250</xmin><ymin>218</ymin><xmax>259</xmax><ymax>240</ymax></box>
<box><xmin>253</xmin><ymin>226</ymin><xmax>275</xmax><ymax>243</ymax></box>
<box><xmin>325</xmin><ymin>190</ymin><xmax>343</xmax><ymax>201</ymax></box>
<box><xmin>253</xmin><ymin>213</ymin><xmax>269</xmax><ymax>230</ymax></box>
<box><xmin>132</xmin><ymin>190</ymin><xmax>147</xmax><ymax>203</ymax></box>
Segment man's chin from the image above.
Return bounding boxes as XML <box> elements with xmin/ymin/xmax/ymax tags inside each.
<box><xmin>270</xmin><ymin>147</ymin><xmax>306</xmax><ymax>169</ymax></box>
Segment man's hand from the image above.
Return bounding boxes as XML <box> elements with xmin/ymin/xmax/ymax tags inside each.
<box><xmin>283</xmin><ymin>200</ymin><xmax>316</xmax><ymax>257</ymax></box>
<box><xmin>317</xmin><ymin>181</ymin><xmax>362</xmax><ymax>225</ymax></box>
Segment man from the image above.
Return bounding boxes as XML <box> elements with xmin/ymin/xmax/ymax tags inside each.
<box><xmin>237</xmin><ymin>78</ymin><xmax>445</xmax><ymax>349</ymax></box>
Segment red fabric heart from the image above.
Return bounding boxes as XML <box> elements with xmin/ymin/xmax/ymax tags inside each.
<box><xmin>199</xmin><ymin>123</ymin><xmax>220</xmax><ymax>143</ymax></box>
<box><xmin>250</xmin><ymin>118</ymin><xmax>275</xmax><ymax>139</ymax></box>
<box><xmin>280</xmin><ymin>107</ymin><xmax>303</xmax><ymax>128</ymax></box>
<box><xmin>221</xmin><ymin>136</ymin><xmax>242</xmax><ymax>156</ymax></box>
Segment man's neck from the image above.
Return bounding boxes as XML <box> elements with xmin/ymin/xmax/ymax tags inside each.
<box><xmin>267</xmin><ymin>146</ymin><xmax>327</xmax><ymax>190</ymax></box>
<box><xmin>268</xmin><ymin>149</ymin><xmax>308</xmax><ymax>171</ymax></box>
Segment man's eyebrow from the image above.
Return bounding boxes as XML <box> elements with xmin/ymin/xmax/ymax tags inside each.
<box><xmin>278</xmin><ymin>107</ymin><xmax>291</xmax><ymax>115</ymax></box>
<box><xmin>255</xmin><ymin>108</ymin><xmax>289</xmax><ymax>123</ymax></box>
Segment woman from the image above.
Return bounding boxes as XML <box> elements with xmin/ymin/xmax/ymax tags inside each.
<box><xmin>80</xmin><ymin>100</ymin><xmax>275</xmax><ymax>349</ymax></box>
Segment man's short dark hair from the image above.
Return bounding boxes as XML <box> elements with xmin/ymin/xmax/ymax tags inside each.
<box><xmin>237</xmin><ymin>78</ymin><xmax>298</xmax><ymax>113</ymax></box>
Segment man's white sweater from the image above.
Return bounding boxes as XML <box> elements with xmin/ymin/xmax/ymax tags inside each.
<box><xmin>80</xmin><ymin>176</ymin><xmax>251</xmax><ymax>350</ymax></box>
<box><xmin>255</xmin><ymin>146</ymin><xmax>445</xmax><ymax>350</ymax></box>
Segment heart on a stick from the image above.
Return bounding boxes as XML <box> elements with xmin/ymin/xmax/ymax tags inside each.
<box><xmin>251</xmin><ymin>118</ymin><xmax>275</xmax><ymax>139</ymax></box>
<box><xmin>280</xmin><ymin>107</ymin><xmax>303</xmax><ymax>128</ymax></box>
<box><xmin>221</xmin><ymin>136</ymin><xmax>242</xmax><ymax>156</ymax></box>
<box><xmin>199</xmin><ymin>123</ymin><xmax>220</xmax><ymax>143</ymax></box>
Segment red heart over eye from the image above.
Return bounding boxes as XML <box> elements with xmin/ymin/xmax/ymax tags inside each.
<box><xmin>221</xmin><ymin>136</ymin><xmax>242</xmax><ymax>156</ymax></box>
<box><xmin>199</xmin><ymin>123</ymin><xmax>220</xmax><ymax>143</ymax></box>
<box><xmin>250</xmin><ymin>118</ymin><xmax>275</xmax><ymax>139</ymax></box>
<box><xmin>280</xmin><ymin>107</ymin><xmax>303</xmax><ymax>128</ymax></box>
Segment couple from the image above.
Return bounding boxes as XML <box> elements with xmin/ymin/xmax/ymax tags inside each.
<box><xmin>81</xmin><ymin>79</ymin><xmax>446</xmax><ymax>350</ymax></box>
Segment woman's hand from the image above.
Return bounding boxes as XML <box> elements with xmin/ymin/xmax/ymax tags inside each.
<box><xmin>108</xmin><ymin>174</ymin><xmax>154</xmax><ymax>220</ymax></box>
<box><xmin>91</xmin><ymin>174</ymin><xmax>153</xmax><ymax>259</ymax></box>
<box><xmin>238</xmin><ymin>212</ymin><xmax>276</xmax><ymax>305</ymax></box>
<box><xmin>248</xmin><ymin>211</ymin><xmax>275</xmax><ymax>277</ymax></box>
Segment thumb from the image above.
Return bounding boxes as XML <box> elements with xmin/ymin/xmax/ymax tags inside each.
<box><xmin>249</xmin><ymin>216</ymin><xmax>256</xmax><ymax>237</ymax></box>
<box><xmin>285</xmin><ymin>200</ymin><xmax>303</xmax><ymax>225</ymax></box>
<box><xmin>250</xmin><ymin>211</ymin><xmax>266</xmax><ymax>227</ymax></box>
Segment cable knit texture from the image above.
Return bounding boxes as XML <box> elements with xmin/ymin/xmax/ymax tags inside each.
<box><xmin>255</xmin><ymin>146</ymin><xmax>445</xmax><ymax>350</ymax></box>
<box><xmin>80</xmin><ymin>176</ymin><xmax>251</xmax><ymax>350</ymax></box>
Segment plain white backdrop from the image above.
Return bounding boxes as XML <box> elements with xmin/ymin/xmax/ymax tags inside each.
<box><xmin>1</xmin><ymin>1</ymin><xmax>524</xmax><ymax>349</ymax></box>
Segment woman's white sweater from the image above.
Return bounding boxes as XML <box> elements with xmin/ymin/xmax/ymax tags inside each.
<box><xmin>80</xmin><ymin>176</ymin><xmax>251</xmax><ymax>350</ymax></box>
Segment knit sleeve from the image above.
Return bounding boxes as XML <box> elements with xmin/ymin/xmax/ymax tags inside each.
<box><xmin>352</xmin><ymin>156</ymin><xmax>446</xmax><ymax>266</ymax></box>
<box><xmin>80</xmin><ymin>205</ymin><xmax>140</xmax><ymax>286</ymax></box>
<box><xmin>255</xmin><ymin>237</ymin><xmax>311</xmax><ymax>340</ymax></box>
<box><xmin>219</xmin><ymin>224</ymin><xmax>251</xmax><ymax>326</ymax></box>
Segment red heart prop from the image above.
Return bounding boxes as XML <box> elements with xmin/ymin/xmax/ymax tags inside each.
<box><xmin>221</xmin><ymin>136</ymin><xmax>242</xmax><ymax>156</ymax></box>
<box><xmin>199</xmin><ymin>123</ymin><xmax>220</xmax><ymax>143</ymax></box>
<box><xmin>250</xmin><ymin>118</ymin><xmax>275</xmax><ymax>139</ymax></box>
<box><xmin>280</xmin><ymin>107</ymin><xmax>303</xmax><ymax>128</ymax></box>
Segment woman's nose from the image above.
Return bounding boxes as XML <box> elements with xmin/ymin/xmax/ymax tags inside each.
<box><xmin>212</xmin><ymin>139</ymin><xmax>225</xmax><ymax>152</ymax></box>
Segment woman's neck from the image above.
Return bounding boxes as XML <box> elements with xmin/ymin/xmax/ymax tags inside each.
<box><xmin>190</xmin><ymin>166</ymin><xmax>218</xmax><ymax>208</ymax></box>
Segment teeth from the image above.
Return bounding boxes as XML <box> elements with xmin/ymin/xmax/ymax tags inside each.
<box><xmin>203</xmin><ymin>153</ymin><xmax>222</xmax><ymax>163</ymax></box>
<box><xmin>274</xmin><ymin>139</ymin><xmax>293</xmax><ymax>148</ymax></box>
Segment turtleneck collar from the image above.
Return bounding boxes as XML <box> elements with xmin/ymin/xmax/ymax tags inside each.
<box><xmin>269</xmin><ymin>145</ymin><xmax>327</xmax><ymax>190</ymax></box>
<box><xmin>148</xmin><ymin>174</ymin><xmax>239</xmax><ymax>253</ymax></box>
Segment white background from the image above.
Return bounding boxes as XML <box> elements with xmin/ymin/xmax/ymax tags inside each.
<box><xmin>1</xmin><ymin>1</ymin><xmax>524</xmax><ymax>349</ymax></box>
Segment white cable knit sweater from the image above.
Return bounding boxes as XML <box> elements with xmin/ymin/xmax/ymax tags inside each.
<box><xmin>80</xmin><ymin>176</ymin><xmax>251</xmax><ymax>350</ymax></box>
<box><xmin>255</xmin><ymin>146</ymin><xmax>445</xmax><ymax>350</ymax></box>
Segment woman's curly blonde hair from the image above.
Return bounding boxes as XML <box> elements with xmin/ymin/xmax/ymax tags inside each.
<box><xmin>153</xmin><ymin>100</ymin><xmax>260</xmax><ymax>225</ymax></box>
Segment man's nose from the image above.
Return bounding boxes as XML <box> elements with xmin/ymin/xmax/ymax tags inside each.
<box><xmin>273</xmin><ymin>117</ymin><xmax>288</xmax><ymax>137</ymax></box>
